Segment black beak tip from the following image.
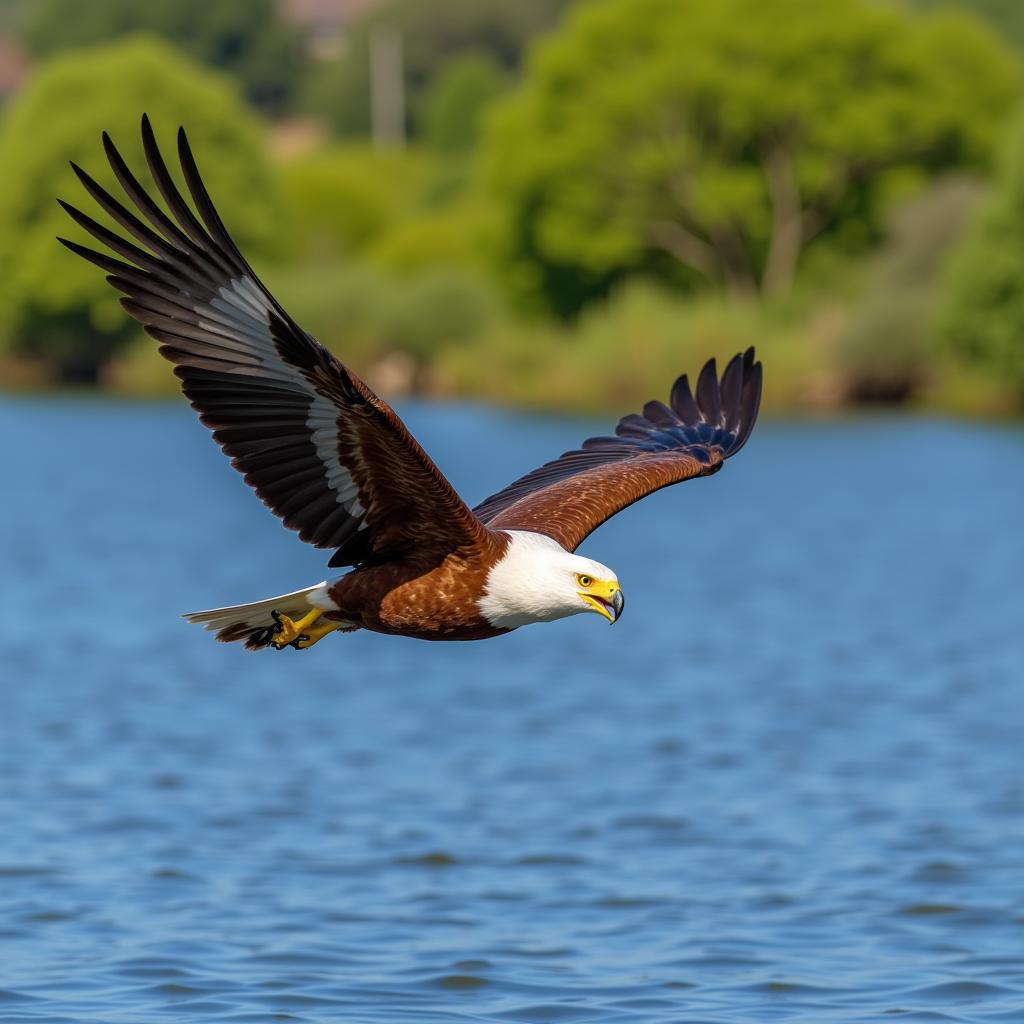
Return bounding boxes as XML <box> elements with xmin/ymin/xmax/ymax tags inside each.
<box><xmin>611</xmin><ymin>589</ymin><xmax>625</xmax><ymax>622</ymax></box>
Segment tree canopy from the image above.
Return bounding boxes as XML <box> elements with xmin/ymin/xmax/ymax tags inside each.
<box><xmin>912</xmin><ymin>0</ymin><xmax>1024</xmax><ymax>52</ymax></box>
<box><xmin>941</xmin><ymin>112</ymin><xmax>1024</xmax><ymax>402</ymax></box>
<box><xmin>20</xmin><ymin>0</ymin><xmax>306</xmax><ymax>113</ymax></box>
<box><xmin>303</xmin><ymin>0</ymin><xmax>573</xmax><ymax>139</ymax></box>
<box><xmin>423</xmin><ymin>52</ymin><xmax>508</xmax><ymax>155</ymax></box>
<box><xmin>483</xmin><ymin>0</ymin><xmax>1021</xmax><ymax>316</ymax></box>
<box><xmin>0</xmin><ymin>35</ymin><xmax>281</xmax><ymax>381</ymax></box>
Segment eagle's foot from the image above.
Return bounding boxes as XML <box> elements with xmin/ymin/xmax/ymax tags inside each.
<box><xmin>289</xmin><ymin>620</ymin><xmax>347</xmax><ymax>649</ymax></box>
<box><xmin>269</xmin><ymin>607</ymin><xmax>324</xmax><ymax>650</ymax></box>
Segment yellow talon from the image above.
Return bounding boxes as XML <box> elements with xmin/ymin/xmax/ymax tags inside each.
<box><xmin>291</xmin><ymin>620</ymin><xmax>347</xmax><ymax>649</ymax></box>
<box><xmin>270</xmin><ymin>607</ymin><xmax>324</xmax><ymax>648</ymax></box>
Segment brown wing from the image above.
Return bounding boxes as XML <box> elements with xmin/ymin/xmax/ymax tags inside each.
<box><xmin>58</xmin><ymin>115</ymin><xmax>493</xmax><ymax>568</ymax></box>
<box><xmin>473</xmin><ymin>349</ymin><xmax>762</xmax><ymax>551</ymax></box>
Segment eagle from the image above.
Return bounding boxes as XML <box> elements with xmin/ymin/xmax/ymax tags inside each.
<box><xmin>59</xmin><ymin>117</ymin><xmax>762</xmax><ymax>651</ymax></box>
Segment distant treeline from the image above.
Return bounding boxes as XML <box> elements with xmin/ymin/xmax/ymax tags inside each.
<box><xmin>1</xmin><ymin>0</ymin><xmax>1024</xmax><ymax>415</ymax></box>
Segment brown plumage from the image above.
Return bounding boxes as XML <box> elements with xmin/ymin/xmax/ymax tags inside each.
<box><xmin>59</xmin><ymin>116</ymin><xmax>762</xmax><ymax>651</ymax></box>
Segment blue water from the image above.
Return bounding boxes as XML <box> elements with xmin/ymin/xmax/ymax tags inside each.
<box><xmin>1</xmin><ymin>397</ymin><xmax>1023</xmax><ymax>1023</ymax></box>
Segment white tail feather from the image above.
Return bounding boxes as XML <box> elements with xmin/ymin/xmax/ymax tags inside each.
<box><xmin>184</xmin><ymin>584</ymin><xmax>319</xmax><ymax>631</ymax></box>
<box><xmin>184</xmin><ymin>581</ymin><xmax>348</xmax><ymax>647</ymax></box>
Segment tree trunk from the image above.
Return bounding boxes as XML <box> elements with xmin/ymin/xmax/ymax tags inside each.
<box><xmin>649</xmin><ymin>218</ymin><xmax>758</xmax><ymax>299</ymax></box>
<box><xmin>648</xmin><ymin>218</ymin><xmax>719</xmax><ymax>281</ymax></box>
<box><xmin>710</xmin><ymin>223</ymin><xmax>758</xmax><ymax>301</ymax></box>
<box><xmin>761</xmin><ymin>141</ymin><xmax>805</xmax><ymax>297</ymax></box>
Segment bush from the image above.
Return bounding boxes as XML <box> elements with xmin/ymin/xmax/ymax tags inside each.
<box><xmin>368</xmin><ymin>194</ymin><xmax>497</xmax><ymax>275</ymax></box>
<box><xmin>271</xmin><ymin>260</ymin><xmax>498</xmax><ymax>385</ymax></box>
<box><xmin>436</xmin><ymin>281</ymin><xmax>836</xmax><ymax>413</ymax></box>
<box><xmin>838</xmin><ymin>176</ymin><xmax>986</xmax><ymax>403</ymax></box>
<box><xmin>278</xmin><ymin>145</ymin><xmax>430</xmax><ymax>262</ymax></box>
<box><xmin>381</xmin><ymin>268</ymin><xmax>497</xmax><ymax>362</ymax></box>
<box><xmin>941</xmin><ymin>111</ymin><xmax>1024</xmax><ymax>404</ymax></box>
<box><xmin>0</xmin><ymin>35</ymin><xmax>280</xmax><ymax>383</ymax></box>
<box><xmin>423</xmin><ymin>52</ymin><xmax>508</xmax><ymax>154</ymax></box>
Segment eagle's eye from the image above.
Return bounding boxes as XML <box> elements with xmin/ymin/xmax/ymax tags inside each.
<box><xmin>576</xmin><ymin>574</ymin><xmax>593</xmax><ymax>588</ymax></box>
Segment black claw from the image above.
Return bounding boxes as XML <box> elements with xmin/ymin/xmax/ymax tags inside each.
<box><xmin>251</xmin><ymin>626</ymin><xmax>274</xmax><ymax>647</ymax></box>
<box><xmin>270</xmin><ymin>609</ymin><xmax>283</xmax><ymax>634</ymax></box>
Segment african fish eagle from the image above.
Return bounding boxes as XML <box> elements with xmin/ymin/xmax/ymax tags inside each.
<box><xmin>58</xmin><ymin>116</ymin><xmax>762</xmax><ymax>651</ymax></box>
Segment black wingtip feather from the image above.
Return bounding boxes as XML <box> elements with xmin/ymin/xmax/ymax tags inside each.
<box><xmin>665</xmin><ymin>347</ymin><xmax>761</xmax><ymax>458</ymax></box>
<box><xmin>695</xmin><ymin>357</ymin><xmax>721</xmax><ymax>425</ymax></box>
<box><xmin>474</xmin><ymin>347</ymin><xmax>763</xmax><ymax>533</ymax></box>
<box><xmin>718</xmin><ymin>351</ymin><xmax>744</xmax><ymax>433</ymax></box>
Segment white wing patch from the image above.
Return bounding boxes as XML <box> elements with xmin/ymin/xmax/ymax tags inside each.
<box><xmin>308</xmin><ymin>394</ymin><xmax>365</xmax><ymax>517</ymax></box>
<box><xmin>211</xmin><ymin>275</ymin><xmax>367</xmax><ymax>521</ymax></box>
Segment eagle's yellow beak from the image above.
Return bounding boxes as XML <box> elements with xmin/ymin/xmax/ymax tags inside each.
<box><xmin>578</xmin><ymin>580</ymin><xmax>624</xmax><ymax>623</ymax></box>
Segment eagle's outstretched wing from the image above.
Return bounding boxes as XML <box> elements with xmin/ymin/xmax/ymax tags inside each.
<box><xmin>59</xmin><ymin>115</ymin><xmax>493</xmax><ymax>568</ymax></box>
<box><xmin>473</xmin><ymin>349</ymin><xmax>762</xmax><ymax>552</ymax></box>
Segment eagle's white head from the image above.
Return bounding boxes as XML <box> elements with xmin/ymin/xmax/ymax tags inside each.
<box><xmin>478</xmin><ymin>530</ymin><xmax>624</xmax><ymax>629</ymax></box>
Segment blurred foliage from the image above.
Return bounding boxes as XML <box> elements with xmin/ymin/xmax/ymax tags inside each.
<box><xmin>303</xmin><ymin>0</ymin><xmax>573</xmax><ymax>139</ymax></box>
<box><xmin>279</xmin><ymin>145</ymin><xmax>430</xmax><ymax>261</ymax></box>
<box><xmin>278</xmin><ymin>141</ymin><xmax>497</xmax><ymax>277</ymax></box>
<box><xmin>19</xmin><ymin>0</ymin><xmax>306</xmax><ymax>113</ymax></box>
<box><xmin>0</xmin><ymin>0</ymin><xmax>32</xmax><ymax>32</ymax></box>
<box><xmin>484</xmin><ymin>0</ymin><xmax>1020</xmax><ymax>318</ymax></box>
<box><xmin>838</xmin><ymin>177</ymin><xmax>986</xmax><ymax>403</ymax></box>
<box><xmin>437</xmin><ymin>280</ymin><xmax>838</xmax><ymax>414</ymax></box>
<box><xmin>0</xmin><ymin>0</ymin><xmax>1020</xmax><ymax>418</ymax></box>
<box><xmin>0</xmin><ymin>35</ymin><xmax>280</xmax><ymax>382</ymax></box>
<box><xmin>367</xmin><ymin>194</ymin><xmax>497</xmax><ymax>276</ymax></box>
<box><xmin>251</xmin><ymin>260</ymin><xmax>498</xmax><ymax>389</ymax></box>
<box><xmin>910</xmin><ymin>0</ymin><xmax>1024</xmax><ymax>51</ymax></box>
<box><xmin>382</xmin><ymin>268</ymin><xmax>497</xmax><ymax>363</ymax></box>
<box><xmin>423</xmin><ymin>52</ymin><xmax>508</xmax><ymax>155</ymax></box>
<box><xmin>941</xmin><ymin>112</ymin><xmax>1024</xmax><ymax>403</ymax></box>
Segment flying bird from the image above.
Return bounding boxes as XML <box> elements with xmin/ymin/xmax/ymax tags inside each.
<box><xmin>59</xmin><ymin>116</ymin><xmax>762</xmax><ymax>651</ymax></box>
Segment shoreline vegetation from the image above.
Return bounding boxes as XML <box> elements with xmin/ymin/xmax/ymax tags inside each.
<box><xmin>1</xmin><ymin>1</ymin><xmax>1023</xmax><ymax>418</ymax></box>
<box><xmin>2</xmin><ymin>281</ymin><xmax>1019</xmax><ymax>420</ymax></box>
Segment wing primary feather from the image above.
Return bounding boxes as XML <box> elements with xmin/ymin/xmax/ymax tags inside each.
<box><xmin>102</xmin><ymin>130</ymin><xmax>221</xmax><ymax>272</ymax></box>
<box><xmin>69</xmin><ymin>162</ymin><xmax>186</xmax><ymax>265</ymax></box>
<box><xmin>732</xmin><ymin>359</ymin><xmax>762</xmax><ymax>454</ymax></box>
<box><xmin>718</xmin><ymin>351</ymin><xmax>744</xmax><ymax>433</ymax></box>
<box><xmin>696</xmin><ymin>358</ymin><xmax>721</xmax><ymax>425</ymax></box>
<box><xmin>615</xmin><ymin>413</ymin><xmax>656</xmax><ymax>438</ymax></box>
<box><xmin>641</xmin><ymin>399</ymin><xmax>678</xmax><ymax>428</ymax></box>
<box><xmin>58</xmin><ymin>200</ymin><xmax>182</xmax><ymax>280</ymax></box>
<box><xmin>670</xmin><ymin>373</ymin><xmax>701</xmax><ymax>422</ymax></box>
<box><xmin>57</xmin><ymin>236</ymin><xmax>141</xmax><ymax>278</ymax></box>
<box><xmin>177</xmin><ymin>126</ymin><xmax>254</xmax><ymax>275</ymax></box>
<box><xmin>140</xmin><ymin>114</ymin><xmax>230</xmax><ymax>268</ymax></box>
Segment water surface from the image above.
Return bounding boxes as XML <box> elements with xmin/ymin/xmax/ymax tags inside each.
<box><xmin>1</xmin><ymin>399</ymin><xmax>1023</xmax><ymax>1022</ymax></box>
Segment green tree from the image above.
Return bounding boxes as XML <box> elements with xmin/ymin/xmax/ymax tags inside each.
<box><xmin>0</xmin><ymin>35</ymin><xmax>281</xmax><ymax>382</ymax></box>
<box><xmin>911</xmin><ymin>0</ymin><xmax>1024</xmax><ymax>51</ymax></box>
<box><xmin>483</xmin><ymin>0</ymin><xmax>1020</xmax><ymax>316</ymax></box>
<box><xmin>423</xmin><ymin>52</ymin><xmax>508</xmax><ymax>154</ymax></box>
<box><xmin>279</xmin><ymin>145</ymin><xmax>430</xmax><ymax>263</ymax></box>
<box><xmin>21</xmin><ymin>0</ymin><xmax>305</xmax><ymax>113</ymax></box>
<box><xmin>941</xmin><ymin>112</ymin><xmax>1024</xmax><ymax>400</ymax></box>
<box><xmin>302</xmin><ymin>0</ymin><xmax>573</xmax><ymax>139</ymax></box>
<box><xmin>839</xmin><ymin>176</ymin><xmax>985</xmax><ymax>403</ymax></box>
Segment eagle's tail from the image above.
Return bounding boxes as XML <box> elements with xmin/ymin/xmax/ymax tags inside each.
<box><xmin>184</xmin><ymin>582</ymin><xmax>353</xmax><ymax>650</ymax></box>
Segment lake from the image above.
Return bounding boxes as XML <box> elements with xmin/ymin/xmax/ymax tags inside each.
<box><xmin>1</xmin><ymin>397</ymin><xmax>1022</xmax><ymax>1023</ymax></box>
